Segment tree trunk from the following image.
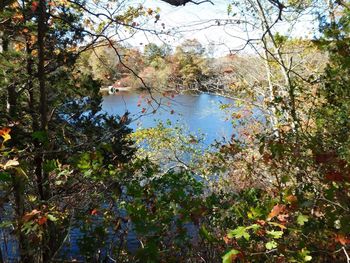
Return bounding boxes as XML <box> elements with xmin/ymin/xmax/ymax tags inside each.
<box><xmin>37</xmin><ymin>1</ymin><xmax>57</xmax><ymax>261</ymax></box>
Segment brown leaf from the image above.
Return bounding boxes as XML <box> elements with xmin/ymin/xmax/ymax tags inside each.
<box><xmin>285</xmin><ymin>195</ymin><xmax>297</xmax><ymax>203</ymax></box>
<box><xmin>267</xmin><ymin>204</ymin><xmax>285</xmax><ymax>220</ymax></box>
<box><xmin>23</xmin><ymin>209</ymin><xmax>41</xmax><ymax>222</ymax></box>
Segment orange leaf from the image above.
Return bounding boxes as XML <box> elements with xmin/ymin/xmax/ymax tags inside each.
<box><xmin>335</xmin><ymin>234</ymin><xmax>350</xmax><ymax>245</ymax></box>
<box><xmin>12</xmin><ymin>13</ymin><xmax>24</xmax><ymax>23</ymax></box>
<box><xmin>267</xmin><ymin>204</ymin><xmax>285</xmax><ymax>220</ymax></box>
<box><xmin>223</xmin><ymin>235</ymin><xmax>230</xmax><ymax>244</ymax></box>
<box><xmin>0</xmin><ymin>127</ymin><xmax>11</xmax><ymax>142</ymax></box>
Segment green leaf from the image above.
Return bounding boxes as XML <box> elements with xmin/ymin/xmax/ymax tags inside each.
<box><xmin>47</xmin><ymin>214</ymin><xmax>58</xmax><ymax>222</ymax></box>
<box><xmin>228</xmin><ymin>226</ymin><xmax>250</xmax><ymax>240</ymax></box>
<box><xmin>297</xmin><ymin>214</ymin><xmax>309</xmax><ymax>226</ymax></box>
<box><xmin>0</xmin><ymin>221</ymin><xmax>13</xmax><ymax>228</ymax></box>
<box><xmin>267</xmin><ymin>230</ymin><xmax>283</xmax><ymax>239</ymax></box>
<box><xmin>299</xmin><ymin>248</ymin><xmax>312</xmax><ymax>262</ymax></box>
<box><xmin>222</xmin><ymin>249</ymin><xmax>240</xmax><ymax>263</ymax></box>
<box><xmin>265</xmin><ymin>241</ymin><xmax>278</xmax><ymax>250</ymax></box>
<box><xmin>227</xmin><ymin>4</ymin><xmax>232</xmax><ymax>16</ymax></box>
<box><xmin>199</xmin><ymin>225</ymin><xmax>216</xmax><ymax>242</ymax></box>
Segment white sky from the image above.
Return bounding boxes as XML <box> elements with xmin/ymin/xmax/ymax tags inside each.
<box><xmin>119</xmin><ymin>0</ymin><xmax>318</xmax><ymax>56</ymax></box>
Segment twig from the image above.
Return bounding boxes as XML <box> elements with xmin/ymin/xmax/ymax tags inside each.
<box><xmin>343</xmin><ymin>247</ymin><xmax>350</xmax><ymax>263</ymax></box>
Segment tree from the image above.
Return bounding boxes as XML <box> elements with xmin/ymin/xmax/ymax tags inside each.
<box><xmin>143</xmin><ymin>43</ymin><xmax>171</xmax><ymax>67</ymax></box>
<box><xmin>0</xmin><ymin>0</ymin><xmax>140</xmax><ymax>261</ymax></box>
<box><xmin>172</xmin><ymin>39</ymin><xmax>211</xmax><ymax>89</ymax></box>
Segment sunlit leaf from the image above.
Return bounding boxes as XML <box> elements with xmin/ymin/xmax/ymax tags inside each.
<box><xmin>297</xmin><ymin>214</ymin><xmax>309</xmax><ymax>226</ymax></box>
<box><xmin>3</xmin><ymin>159</ymin><xmax>19</xmax><ymax>170</ymax></box>
<box><xmin>228</xmin><ymin>226</ymin><xmax>250</xmax><ymax>240</ymax></box>
<box><xmin>47</xmin><ymin>214</ymin><xmax>58</xmax><ymax>222</ymax></box>
<box><xmin>265</xmin><ymin>241</ymin><xmax>278</xmax><ymax>250</ymax></box>
<box><xmin>267</xmin><ymin>230</ymin><xmax>283</xmax><ymax>239</ymax></box>
<box><xmin>0</xmin><ymin>127</ymin><xmax>11</xmax><ymax>142</ymax></box>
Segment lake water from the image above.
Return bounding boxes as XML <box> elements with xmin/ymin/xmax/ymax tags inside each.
<box><xmin>0</xmin><ymin>92</ymin><xmax>251</xmax><ymax>262</ymax></box>
<box><xmin>102</xmin><ymin>91</ymin><xmax>235</xmax><ymax>145</ymax></box>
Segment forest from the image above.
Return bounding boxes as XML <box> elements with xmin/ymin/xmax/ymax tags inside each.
<box><xmin>0</xmin><ymin>0</ymin><xmax>349</xmax><ymax>262</ymax></box>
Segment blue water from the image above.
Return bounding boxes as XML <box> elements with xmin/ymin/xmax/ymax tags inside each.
<box><xmin>0</xmin><ymin>92</ymin><xmax>259</xmax><ymax>262</ymax></box>
<box><xmin>102</xmin><ymin>92</ymin><xmax>235</xmax><ymax>145</ymax></box>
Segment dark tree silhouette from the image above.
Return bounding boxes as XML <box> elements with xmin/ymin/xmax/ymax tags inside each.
<box><xmin>160</xmin><ymin>0</ymin><xmax>213</xmax><ymax>6</ymax></box>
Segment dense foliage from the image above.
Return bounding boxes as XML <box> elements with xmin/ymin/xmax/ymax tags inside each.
<box><xmin>1</xmin><ymin>0</ymin><xmax>350</xmax><ymax>262</ymax></box>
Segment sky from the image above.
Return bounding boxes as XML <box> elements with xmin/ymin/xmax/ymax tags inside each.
<box><xmin>119</xmin><ymin>0</ymin><xmax>318</xmax><ymax>57</ymax></box>
<box><xmin>126</xmin><ymin>0</ymin><xmax>249</xmax><ymax>55</ymax></box>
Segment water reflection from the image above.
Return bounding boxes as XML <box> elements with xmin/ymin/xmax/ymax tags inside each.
<box><xmin>102</xmin><ymin>92</ymin><xmax>234</xmax><ymax>144</ymax></box>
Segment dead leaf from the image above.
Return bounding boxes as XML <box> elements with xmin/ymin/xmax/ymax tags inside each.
<box><xmin>267</xmin><ymin>204</ymin><xmax>286</xmax><ymax>220</ymax></box>
<box><xmin>23</xmin><ymin>209</ymin><xmax>41</xmax><ymax>222</ymax></box>
<box><xmin>3</xmin><ymin>159</ymin><xmax>19</xmax><ymax>169</ymax></box>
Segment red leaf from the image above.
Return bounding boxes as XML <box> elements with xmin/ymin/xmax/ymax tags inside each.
<box><xmin>325</xmin><ymin>170</ymin><xmax>344</xmax><ymax>182</ymax></box>
<box><xmin>38</xmin><ymin>216</ymin><xmax>47</xmax><ymax>225</ymax></box>
<box><xmin>90</xmin><ymin>209</ymin><xmax>98</xmax><ymax>216</ymax></box>
<box><xmin>31</xmin><ymin>1</ymin><xmax>39</xmax><ymax>12</ymax></box>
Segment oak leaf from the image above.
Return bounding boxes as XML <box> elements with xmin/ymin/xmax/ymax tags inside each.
<box><xmin>267</xmin><ymin>204</ymin><xmax>285</xmax><ymax>220</ymax></box>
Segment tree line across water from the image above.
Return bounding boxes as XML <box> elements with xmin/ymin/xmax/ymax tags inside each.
<box><xmin>0</xmin><ymin>0</ymin><xmax>350</xmax><ymax>262</ymax></box>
